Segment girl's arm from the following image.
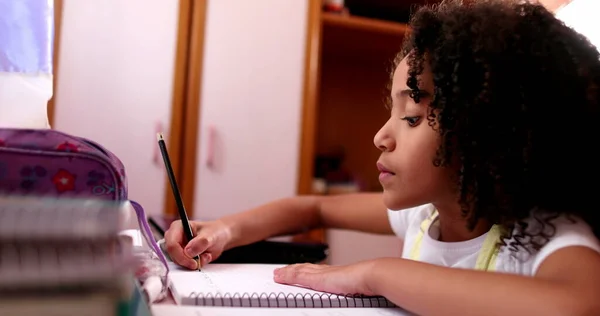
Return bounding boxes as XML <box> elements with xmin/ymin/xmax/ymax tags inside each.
<box><xmin>369</xmin><ymin>246</ymin><xmax>600</xmax><ymax>316</ymax></box>
<box><xmin>223</xmin><ymin>193</ymin><xmax>391</xmax><ymax>249</ymax></box>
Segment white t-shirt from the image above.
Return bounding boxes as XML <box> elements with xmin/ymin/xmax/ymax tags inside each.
<box><xmin>388</xmin><ymin>204</ymin><xmax>600</xmax><ymax>275</ymax></box>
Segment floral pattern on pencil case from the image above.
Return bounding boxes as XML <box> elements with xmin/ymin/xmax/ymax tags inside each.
<box><xmin>0</xmin><ymin>128</ymin><xmax>127</xmax><ymax>200</ymax></box>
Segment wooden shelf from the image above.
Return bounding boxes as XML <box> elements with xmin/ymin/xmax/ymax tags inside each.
<box><xmin>321</xmin><ymin>12</ymin><xmax>409</xmax><ymax>35</ymax></box>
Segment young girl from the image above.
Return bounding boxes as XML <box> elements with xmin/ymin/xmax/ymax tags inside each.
<box><xmin>164</xmin><ymin>0</ymin><xmax>600</xmax><ymax>314</ymax></box>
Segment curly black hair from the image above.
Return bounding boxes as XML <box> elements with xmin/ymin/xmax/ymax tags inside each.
<box><xmin>395</xmin><ymin>0</ymin><xmax>600</xmax><ymax>252</ymax></box>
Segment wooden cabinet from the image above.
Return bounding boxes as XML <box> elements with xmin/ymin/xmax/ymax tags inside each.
<box><xmin>53</xmin><ymin>0</ymin><xmax>425</xmax><ymax>245</ymax></box>
<box><xmin>166</xmin><ymin>1</ymin><xmax>433</xmax><ymax>254</ymax></box>
<box><xmin>294</xmin><ymin>1</ymin><xmax>415</xmax><ymax>244</ymax></box>
<box><xmin>53</xmin><ymin>0</ymin><xmax>429</xmax><ymax>264</ymax></box>
<box><xmin>164</xmin><ymin>0</ymin><xmax>310</xmax><ymax>222</ymax></box>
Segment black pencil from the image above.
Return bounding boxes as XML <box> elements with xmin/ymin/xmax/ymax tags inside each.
<box><xmin>156</xmin><ymin>133</ymin><xmax>201</xmax><ymax>270</ymax></box>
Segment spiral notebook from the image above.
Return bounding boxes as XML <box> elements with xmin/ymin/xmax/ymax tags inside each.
<box><xmin>168</xmin><ymin>264</ymin><xmax>396</xmax><ymax>308</ymax></box>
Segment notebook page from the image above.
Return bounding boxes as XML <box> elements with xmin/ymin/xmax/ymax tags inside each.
<box><xmin>169</xmin><ymin>264</ymin><xmax>328</xmax><ymax>299</ymax></box>
<box><xmin>152</xmin><ymin>305</ymin><xmax>413</xmax><ymax>316</ymax></box>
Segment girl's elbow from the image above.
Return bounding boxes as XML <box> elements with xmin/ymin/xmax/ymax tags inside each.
<box><xmin>572</xmin><ymin>303</ymin><xmax>600</xmax><ymax>316</ymax></box>
<box><xmin>555</xmin><ymin>295</ymin><xmax>600</xmax><ymax>316</ymax></box>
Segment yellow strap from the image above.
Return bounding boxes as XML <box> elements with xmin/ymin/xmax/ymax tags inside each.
<box><xmin>474</xmin><ymin>225</ymin><xmax>503</xmax><ymax>271</ymax></box>
<box><xmin>408</xmin><ymin>210</ymin><xmax>437</xmax><ymax>261</ymax></box>
<box><xmin>408</xmin><ymin>211</ymin><xmax>502</xmax><ymax>272</ymax></box>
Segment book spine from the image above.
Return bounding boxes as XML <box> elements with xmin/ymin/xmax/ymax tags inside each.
<box><xmin>0</xmin><ymin>239</ymin><xmax>133</xmax><ymax>291</ymax></box>
<box><xmin>0</xmin><ymin>196</ymin><xmax>122</xmax><ymax>240</ymax></box>
<box><xmin>0</xmin><ymin>196</ymin><xmax>134</xmax><ymax>291</ymax></box>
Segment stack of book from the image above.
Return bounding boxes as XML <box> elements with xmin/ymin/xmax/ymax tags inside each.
<box><xmin>0</xmin><ymin>196</ymin><xmax>148</xmax><ymax>316</ymax></box>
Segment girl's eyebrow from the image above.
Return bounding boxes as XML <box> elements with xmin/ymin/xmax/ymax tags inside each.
<box><xmin>395</xmin><ymin>89</ymin><xmax>432</xmax><ymax>99</ymax></box>
<box><xmin>396</xmin><ymin>89</ymin><xmax>412</xmax><ymax>98</ymax></box>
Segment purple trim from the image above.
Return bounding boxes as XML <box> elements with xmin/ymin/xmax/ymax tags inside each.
<box><xmin>130</xmin><ymin>200</ymin><xmax>170</xmax><ymax>273</ymax></box>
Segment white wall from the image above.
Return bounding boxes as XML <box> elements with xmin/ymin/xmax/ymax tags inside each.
<box><xmin>555</xmin><ymin>0</ymin><xmax>600</xmax><ymax>50</ymax></box>
<box><xmin>53</xmin><ymin>0</ymin><xmax>179</xmax><ymax>216</ymax></box>
<box><xmin>192</xmin><ymin>0</ymin><xmax>308</xmax><ymax>220</ymax></box>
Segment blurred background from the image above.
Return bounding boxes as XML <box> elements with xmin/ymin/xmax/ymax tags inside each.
<box><xmin>15</xmin><ymin>0</ymin><xmax>594</xmax><ymax>265</ymax></box>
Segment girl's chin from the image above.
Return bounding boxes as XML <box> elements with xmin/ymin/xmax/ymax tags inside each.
<box><xmin>382</xmin><ymin>191</ymin><xmax>424</xmax><ymax>211</ymax></box>
<box><xmin>382</xmin><ymin>191</ymin><xmax>403</xmax><ymax>211</ymax></box>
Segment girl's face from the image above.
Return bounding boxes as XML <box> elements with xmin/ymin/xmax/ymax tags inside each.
<box><xmin>374</xmin><ymin>57</ymin><xmax>456</xmax><ymax>211</ymax></box>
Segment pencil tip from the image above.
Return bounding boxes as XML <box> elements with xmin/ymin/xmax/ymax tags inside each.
<box><xmin>156</xmin><ymin>133</ymin><xmax>163</xmax><ymax>141</ymax></box>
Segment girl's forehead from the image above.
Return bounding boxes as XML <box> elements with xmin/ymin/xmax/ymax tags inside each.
<box><xmin>392</xmin><ymin>58</ymin><xmax>410</xmax><ymax>90</ymax></box>
<box><xmin>392</xmin><ymin>57</ymin><xmax>434</xmax><ymax>93</ymax></box>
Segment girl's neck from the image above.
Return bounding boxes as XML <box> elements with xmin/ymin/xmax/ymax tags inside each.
<box><xmin>433</xmin><ymin>203</ymin><xmax>492</xmax><ymax>242</ymax></box>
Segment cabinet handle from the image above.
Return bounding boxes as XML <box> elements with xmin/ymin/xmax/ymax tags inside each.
<box><xmin>206</xmin><ymin>125</ymin><xmax>216</xmax><ymax>169</ymax></box>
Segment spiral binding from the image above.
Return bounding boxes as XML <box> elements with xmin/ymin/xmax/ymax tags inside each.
<box><xmin>183</xmin><ymin>292</ymin><xmax>396</xmax><ymax>308</ymax></box>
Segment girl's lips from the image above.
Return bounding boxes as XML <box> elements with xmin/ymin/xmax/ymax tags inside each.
<box><xmin>379</xmin><ymin>171</ymin><xmax>394</xmax><ymax>181</ymax></box>
<box><xmin>376</xmin><ymin>162</ymin><xmax>395</xmax><ymax>175</ymax></box>
<box><xmin>377</xmin><ymin>162</ymin><xmax>395</xmax><ymax>182</ymax></box>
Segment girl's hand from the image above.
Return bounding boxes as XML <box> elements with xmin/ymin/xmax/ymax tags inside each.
<box><xmin>164</xmin><ymin>219</ymin><xmax>233</xmax><ymax>270</ymax></box>
<box><xmin>273</xmin><ymin>261</ymin><xmax>377</xmax><ymax>296</ymax></box>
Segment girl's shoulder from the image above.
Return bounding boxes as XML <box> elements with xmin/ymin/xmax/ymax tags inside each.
<box><xmin>497</xmin><ymin>213</ymin><xmax>600</xmax><ymax>276</ymax></box>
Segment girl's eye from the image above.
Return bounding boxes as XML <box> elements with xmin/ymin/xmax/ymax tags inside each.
<box><xmin>401</xmin><ymin>116</ymin><xmax>420</xmax><ymax>127</ymax></box>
